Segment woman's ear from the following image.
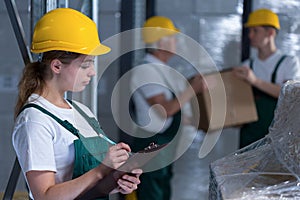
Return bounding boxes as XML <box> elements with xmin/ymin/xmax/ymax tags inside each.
<box><xmin>50</xmin><ymin>59</ymin><xmax>62</xmax><ymax>74</ymax></box>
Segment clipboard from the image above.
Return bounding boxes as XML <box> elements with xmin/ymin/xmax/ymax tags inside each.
<box><xmin>79</xmin><ymin>142</ymin><xmax>169</xmax><ymax>198</ymax></box>
<box><xmin>117</xmin><ymin>142</ymin><xmax>168</xmax><ymax>173</ymax></box>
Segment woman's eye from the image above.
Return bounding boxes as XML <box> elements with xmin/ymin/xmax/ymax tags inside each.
<box><xmin>81</xmin><ymin>63</ymin><xmax>93</xmax><ymax>69</ymax></box>
<box><xmin>80</xmin><ymin>64</ymin><xmax>90</xmax><ymax>69</ymax></box>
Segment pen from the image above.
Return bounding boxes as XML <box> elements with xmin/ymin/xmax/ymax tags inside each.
<box><xmin>98</xmin><ymin>133</ymin><xmax>133</xmax><ymax>156</ymax></box>
<box><xmin>98</xmin><ymin>133</ymin><xmax>117</xmax><ymax>145</ymax></box>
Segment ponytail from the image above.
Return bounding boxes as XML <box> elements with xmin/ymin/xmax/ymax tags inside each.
<box><xmin>14</xmin><ymin>61</ymin><xmax>48</xmax><ymax>118</ymax></box>
<box><xmin>14</xmin><ymin>50</ymin><xmax>81</xmax><ymax>119</ymax></box>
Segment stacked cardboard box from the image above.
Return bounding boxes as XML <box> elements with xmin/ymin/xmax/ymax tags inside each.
<box><xmin>195</xmin><ymin>69</ymin><xmax>258</xmax><ymax>132</ymax></box>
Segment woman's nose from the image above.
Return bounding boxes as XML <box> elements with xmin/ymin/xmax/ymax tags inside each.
<box><xmin>89</xmin><ymin>65</ymin><xmax>96</xmax><ymax>77</ymax></box>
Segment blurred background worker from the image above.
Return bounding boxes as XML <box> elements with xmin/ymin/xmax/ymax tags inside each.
<box><xmin>233</xmin><ymin>8</ymin><xmax>300</xmax><ymax>148</ymax></box>
<box><xmin>130</xmin><ymin>16</ymin><xmax>207</xmax><ymax>200</ymax></box>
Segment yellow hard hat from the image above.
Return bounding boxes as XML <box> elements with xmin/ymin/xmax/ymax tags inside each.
<box><xmin>142</xmin><ymin>16</ymin><xmax>180</xmax><ymax>44</ymax></box>
<box><xmin>245</xmin><ymin>8</ymin><xmax>280</xmax><ymax>30</ymax></box>
<box><xmin>31</xmin><ymin>8</ymin><xmax>111</xmax><ymax>55</ymax></box>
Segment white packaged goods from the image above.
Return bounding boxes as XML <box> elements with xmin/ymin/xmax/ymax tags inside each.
<box><xmin>209</xmin><ymin>81</ymin><xmax>300</xmax><ymax>200</ymax></box>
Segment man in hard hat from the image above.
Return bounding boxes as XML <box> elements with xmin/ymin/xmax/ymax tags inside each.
<box><xmin>233</xmin><ymin>8</ymin><xmax>300</xmax><ymax>148</ymax></box>
<box><xmin>130</xmin><ymin>16</ymin><xmax>207</xmax><ymax>200</ymax></box>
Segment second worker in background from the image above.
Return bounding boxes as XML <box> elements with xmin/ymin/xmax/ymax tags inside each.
<box><xmin>130</xmin><ymin>16</ymin><xmax>207</xmax><ymax>200</ymax></box>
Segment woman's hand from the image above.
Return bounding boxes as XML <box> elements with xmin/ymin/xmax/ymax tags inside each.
<box><xmin>102</xmin><ymin>142</ymin><xmax>131</xmax><ymax>169</ymax></box>
<box><xmin>113</xmin><ymin>169</ymin><xmax>142</xmax><ymax>194</ymax></box>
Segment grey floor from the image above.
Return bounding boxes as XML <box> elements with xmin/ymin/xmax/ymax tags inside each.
<box><xmin>171</xmin><ymin>128</ymin><xmax>240</xmax><ymax>200</ymax></box>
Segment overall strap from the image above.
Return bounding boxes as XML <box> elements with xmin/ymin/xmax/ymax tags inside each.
<box><xmin>67</xmin><ymin>100</ymin><xmax>117</xmax><ymax>145</ymax></box>
<box><xmin>66</xmin><ymin>99</ymin><xmax>103</xmax><ymax>133</ymax></box>
<box><xmin>20</xmin><ymin>104</ymin><xmax>79</xmax><ymax>137</ymax></box>
<box><xmin>249</xmin><ymin>59</ymin><xmax>253</xmax><ymax>69</ymax></box>
<box><xmin>249</xmin><ymin>55</ymin><xmax>287</xmax><ymax>83</ymax></box>
<box><xmin>271</xmin><ymin>55</ymin><xmax>287</xmax><ymax>83</ymax></box>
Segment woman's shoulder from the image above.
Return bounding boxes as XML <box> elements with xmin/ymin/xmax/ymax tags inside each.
<box><xmin>13</xmin><ymin>106</ymin><xmax>56</xmax><ymax>141</ymax></box>
<box><xmin>69</xmin><ymin>100</ymin><xmax>95</xmax><ymax>117</ymax></box>
<box><xmin>16</xmin><ymin>105</ymin><xmax>50</xmax><ymax>123</ymax></box>
<box><xmin>14</xmin><ymin>106</ymin><xmax>59</xmax><ymax>138</ymax></box>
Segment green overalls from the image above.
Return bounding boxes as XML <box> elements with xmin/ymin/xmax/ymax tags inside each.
<box><xmin>132</xmin><ymin>110</ymin><xmax>181</xmax><ymax>200</ymax></box>
<box><xmin>21</xmin><ymin>102</ymin><xmax>110</xmax><ymax>200</ymax></box>
<box><xmin>240</xmin><ymin>55</ymin><xmax>287</xmax><ymax>148</ymax></box>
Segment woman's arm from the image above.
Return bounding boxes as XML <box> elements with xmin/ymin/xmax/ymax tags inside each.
<box><xmin>26</xmin><ymin>164</ymin><xmax>109</xmax><ymax>200</ymax></box>
<box><xmin>27</xmin><ymin>143</ymin><xmax>131</xmax><ymax>200</ymax></box>
<box><xmin>76</xmin><ymin>169</ymin><xmax>142</xmax><ymax>200</ymax></box>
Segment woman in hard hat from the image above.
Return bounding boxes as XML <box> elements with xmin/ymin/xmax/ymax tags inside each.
<box><xmin>130</xmin><ymin>16</ymin><xmax>207</xmax><ymax>200</ymax></box>
<box><xmin>233</xmin><ymin>8</ymin><xmax>300</xmax><ymax>148</ymax></box>
<box><xmin>12</xmin><ymin>8</ymin><xmax>141</xmax><ymax>200</ymax></box>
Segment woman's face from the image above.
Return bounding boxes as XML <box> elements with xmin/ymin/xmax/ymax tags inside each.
<box><xmin>59</xmin><ymin>55</ymin><xmax>96</xmax><ymax>92</ymax></box>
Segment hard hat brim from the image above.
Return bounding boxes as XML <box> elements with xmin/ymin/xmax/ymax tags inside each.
<box><xmin>244</xmin><ymin>22</ymin><xmax>280</xmax><ymax>29</ymax></box>
<box><xmin>88</xmin><ymin>44</ymin><xmax>111</xmax><ymax>56</ymax></box>
<box><xmin>31</xmin><ymin>42</ymin><xmax>111</xmax><ymax>56</ymax></box>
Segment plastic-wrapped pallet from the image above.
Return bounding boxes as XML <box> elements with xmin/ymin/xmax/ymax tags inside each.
<box><xmin>209</xmin><ymin>81</ymin><xmax>300</xmax><ymax>200</ymax></box>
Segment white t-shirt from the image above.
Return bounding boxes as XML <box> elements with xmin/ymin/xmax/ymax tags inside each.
<box><xmin>12</xmin><ymin>94</ymin><xmax>100</xmax><ymax>197</ymax></box>
<box><xmin>242</xmin><ymin>51</ymin><xmax>300</xmax><ymax>84</ymax></box>
<box><xmin>130</xmin><ymin>54</ymin><xmax>196</xmax><ymax>134</ymax></box>
<box><xmin>131</xmin><ymin>54</ymin><xmax>176</xmax><ymax>133</ymax></box>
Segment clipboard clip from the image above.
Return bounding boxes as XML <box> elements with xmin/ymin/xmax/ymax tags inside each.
<box><xmin>138</xmin><ymin>142</ymin><xmax>168</xmax><ymax>153</ymax></box>
<box><xmin>144</xmin><ymin>142</ymin><xmax>159</xmax><ymax>151</ymax></box>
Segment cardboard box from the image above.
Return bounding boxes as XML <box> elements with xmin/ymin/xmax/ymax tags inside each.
<box><xmin>195</xmin><ymin>69</ymin><xmax>258</xmax><ymax>132</ymax></box>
